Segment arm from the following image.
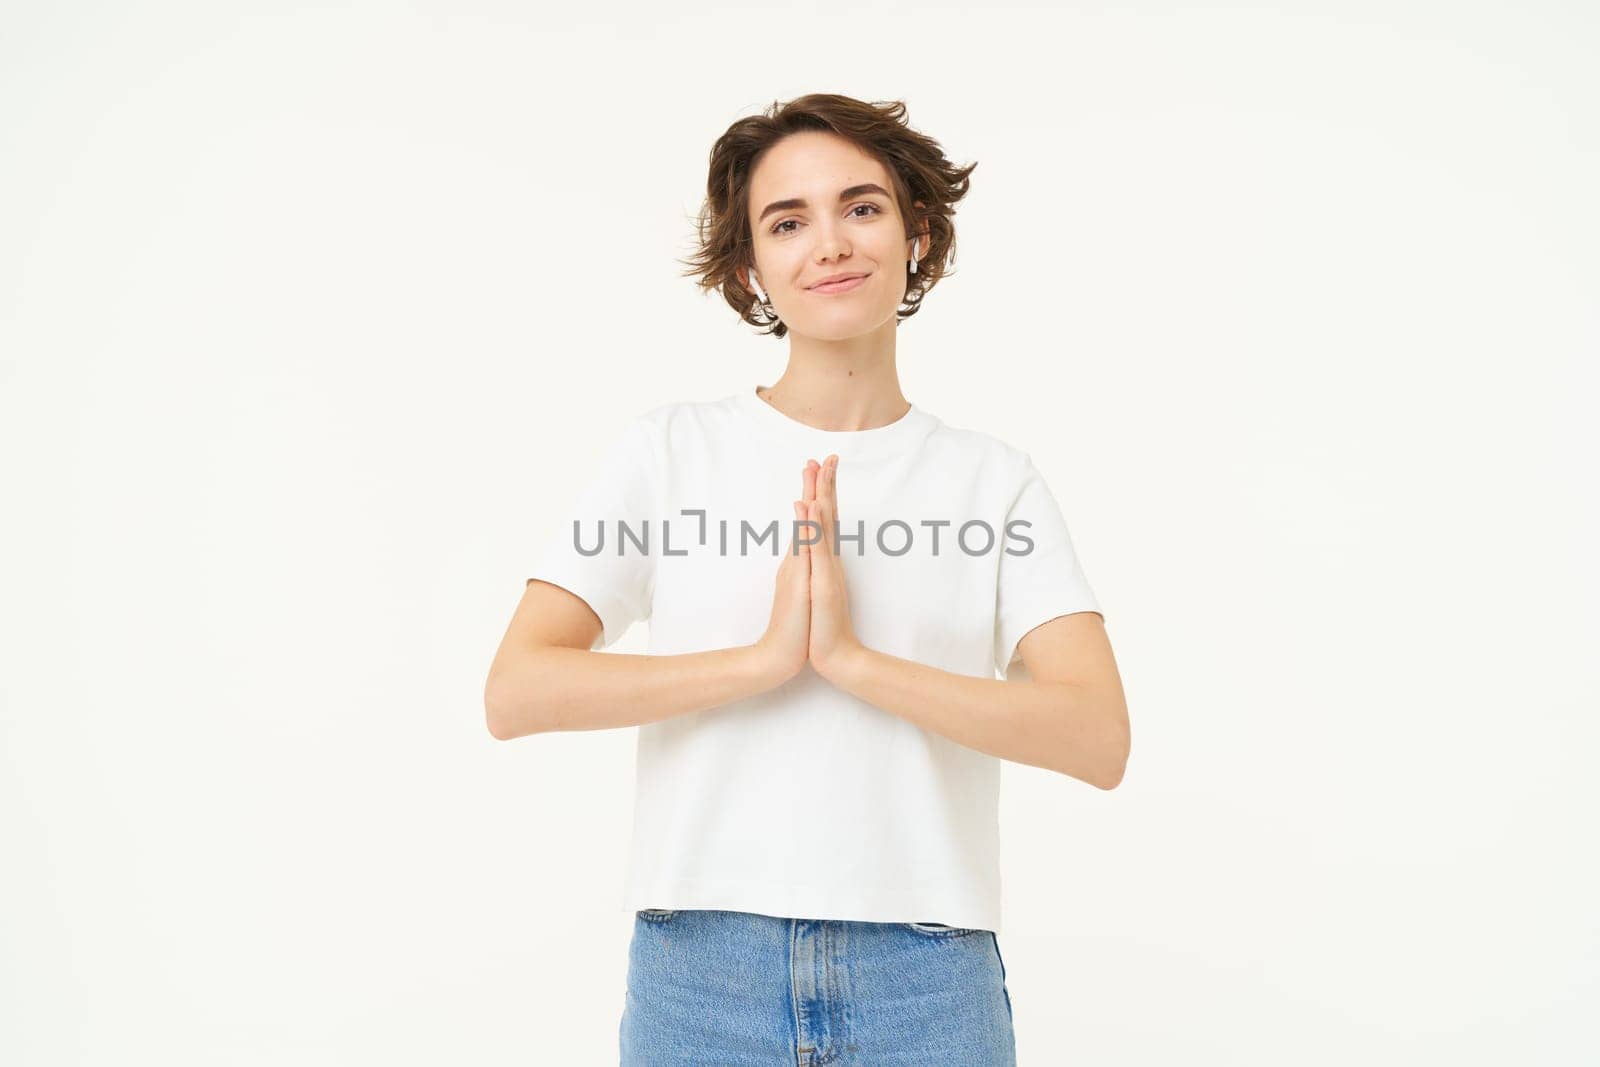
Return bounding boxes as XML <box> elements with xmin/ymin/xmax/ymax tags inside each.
<box><xmin>486</xmin><ymin>489</ymin><xmax>816</xmax><ymax>740</ymax></box>
<box><xmin>804</xmin><ymin>454</ymin><xmax>1128</xmax><ymax>787</ymax></box>
<box><xmin>823</xmin><ymin>611</ymin><xmax>1129</xmax><ymax>788</ymax></box>
<box><xmin>484</xmin><ymin>579</ymin><xmax>787</xmax><ymax>738</ymax></box>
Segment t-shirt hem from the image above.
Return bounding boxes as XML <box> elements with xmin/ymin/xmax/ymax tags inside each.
<box><xmin>622</xmin><ymin>876</ymin><xmax>1002</xmax><ymax>935</ymax></box>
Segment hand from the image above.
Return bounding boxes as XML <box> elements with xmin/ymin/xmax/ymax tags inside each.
<box><xmin>754</xmin><ymin>462</ymin><xmax>819</xmax><ymax>685</ymax></box>
<box><xmin>806</xmin><ymin>454</ymin><xmax>864</xmax><ymax>683</ymax></box>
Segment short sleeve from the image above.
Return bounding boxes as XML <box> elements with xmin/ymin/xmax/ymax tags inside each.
<box><xmin>993</xmin><ymin>455</ymin><xmax>1102</xmax><ymax>678</ymax></box>
<box><xmin>527</xmin><ymin>416</ymin><xmax>661</xmax><ymax>650</ymax></box>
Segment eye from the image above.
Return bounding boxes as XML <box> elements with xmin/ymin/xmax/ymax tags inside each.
<box><xmin>769</xmin><ymin>202</ymin><xmax>884</xmax><ymax>236</ymax></box>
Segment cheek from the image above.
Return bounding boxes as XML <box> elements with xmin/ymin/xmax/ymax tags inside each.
<box><xmin>864</xmin><ymin>231</ymin><xmax>910</xmax><ymax>264</ymax></box>
<box><xmin>763</xmin><ymin>248</ymin><xmax>811</xmax><ymax>287</ymax></box>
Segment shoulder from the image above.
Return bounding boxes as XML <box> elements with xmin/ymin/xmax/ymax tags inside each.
<box><xmin>621</xmin><ymin>394</ymin><xmax>753</xmax><ymax>453</ymax></box>
<box><xmin>585</xmin><ymin>398</ymin><xmax>738</xmax><ymax>485</ymax></box>
<box><xmin>626</xmin><ymin>395</ymin><xmax>737</xmax><ymax>432</ymax></box>
<box><xmin>919</xmin><ymin>411</ymin><xmax>1035</xmax><ymax>481</ymax></box>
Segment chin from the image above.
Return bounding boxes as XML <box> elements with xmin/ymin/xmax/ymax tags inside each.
<box><xmin>791</xmin><ymin>312</ymin><xmax>876</xmax><ymax>340</ymax></box>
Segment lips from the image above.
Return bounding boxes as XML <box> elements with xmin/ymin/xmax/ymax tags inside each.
<box><xmin>809</xmin><ymin>273</ymin><xmax>869</xmax><ymax>294</ymax></box>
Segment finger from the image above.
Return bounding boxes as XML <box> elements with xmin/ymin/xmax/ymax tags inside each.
<box><xmin>808</xmin><ymin>498</ymin><xmax>832</xmax><ymax>569</ymax></box>
<box><xmin>803</xmin><ymin>459</ymin><xmax>819</xmax><ymax>502</ymax></box>
<box><xmin>826</xmin><ymin>455</ymin><xmax>840</xmax><ymax>516</ymax></box>
<box><xmin>818</xmin><ymin>465</ymin><xmax>837</xmax><ymax>555</ymax></box>
<box><xmin>799</xmin><ymin>504</ymin><xmax>811</xmax><ymax>573</ymax></box>
<box><xmin>790</xmin><ymin>500</ymin><xmax>804</xmax><ymax>558</ymax></box>
<box><xmin>791</xmin><ymin>500</ymin><xmax>817</xmax><ymax>562</ymax></box>
<box><xmin>797</xmin><ymin>499</ymin><xmax>823</xmax><ymax>557</ymax></box>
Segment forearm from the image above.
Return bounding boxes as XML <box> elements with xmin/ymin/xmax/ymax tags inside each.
<box><xmin>487</xmin><ymin>643</ymin><xmax>781</xmax><ymax>738</ymax></box>
<box><xmin>830</xmin><ymin>645</ymin><xmax>1128</xmax><ymax>788</ymax></box>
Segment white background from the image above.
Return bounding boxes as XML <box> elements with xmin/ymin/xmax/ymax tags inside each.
<box><xmin>3</xmin><ymin>2</ymin><xmax>1596</xmax><ymax>1063</ymax></box>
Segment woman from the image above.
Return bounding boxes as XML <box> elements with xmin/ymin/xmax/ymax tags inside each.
<box><xmin>485</xmin><ymin>93</ymin><xmax>1129</xmax><ymax>1065</ymax></box>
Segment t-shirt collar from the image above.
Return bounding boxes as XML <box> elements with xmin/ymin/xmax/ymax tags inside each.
<box><xmin>731</xmin><ymin>385</ymin><xmax>939</xmax><ymax>459</ymax></box>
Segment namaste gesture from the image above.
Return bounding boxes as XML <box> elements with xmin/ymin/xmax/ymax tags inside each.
<box><xmin>758</xmin><ymin>454</ymin><xmax>863</xmax><ymax>684</ymax></box>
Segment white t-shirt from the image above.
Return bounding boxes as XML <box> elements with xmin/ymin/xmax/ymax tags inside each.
<box><xmin>527</xmin><ymin>386</ymin><xmax>1102</xmax><ymax>934</ymax></box>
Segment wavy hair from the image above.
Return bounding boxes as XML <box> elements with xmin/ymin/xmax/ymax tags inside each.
<box><xmin>679</xmin><ymin>93</ymin><xmax>978</xmax><ymax>339</ymax></box>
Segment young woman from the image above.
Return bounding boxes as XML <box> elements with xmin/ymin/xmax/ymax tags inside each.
<box><xmin>485</xmin><ymin>93</ymin><xmax>1129</xmax><ymax>1065</ymax></box>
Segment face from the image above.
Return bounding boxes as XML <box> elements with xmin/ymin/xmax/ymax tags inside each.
<box><xmin>744</xmin><ymin>131</ymin><xmax>922</xmax><ymax>340</ymax></box>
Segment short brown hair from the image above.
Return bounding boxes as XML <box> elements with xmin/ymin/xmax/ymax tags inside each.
<box><xmin>680</xmin><ymin>93</ymin><xmax>978</xmax><ymax>338</ymax></box>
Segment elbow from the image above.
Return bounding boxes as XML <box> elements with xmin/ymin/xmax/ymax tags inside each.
<box><xmin>484</xmin><ymin>676</ymin><xmax>531</xmax><ymax>741</ymax></box>
<box><xmin>484</xmin><ymin>647</ymin><xmax>566</xmax><ymax>740</ymax></box>
<box><xmin>1096</xmin><ymin>705</ymin><xmax>1131</xmax><ymax>790</ymax></box>
<box><xmin>486</xmin><ymin>709</ymin><xmax>514</xmax><ymax>742</ymax></box>
<box><xmin>484</xmin><ymin>685</ymin><xmax>513</xmax><ymax>741</ymax></box>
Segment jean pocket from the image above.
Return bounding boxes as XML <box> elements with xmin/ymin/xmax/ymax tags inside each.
<box><xmin>637</xmin><ymin>908</ymin><xmax>680</xmax><ymax>923</ymax></box>
<box><xmin>903</xmin><ymin>921</ymin><xmax>982</xmax><ymax>937</ymax></box>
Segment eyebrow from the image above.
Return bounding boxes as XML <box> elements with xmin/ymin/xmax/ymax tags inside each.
<box><xmin>757</xmin><ymin>183</ymin><xmax>892</xmax><ymax>224</ymax></box>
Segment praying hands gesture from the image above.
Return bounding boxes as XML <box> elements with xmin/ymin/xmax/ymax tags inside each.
<box><xmin>756</xmin><ymin>454</ymin><xmax>865</xmax><ymax>686</ymax></box>
<box><xmin>493</xmin><ymin>428</ymin><xmax>1125</xmax><ymax>785</ymax></box>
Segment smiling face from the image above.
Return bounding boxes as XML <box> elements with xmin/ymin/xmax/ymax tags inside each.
<box><xmin>744</xmin><ymin>131</ymin><xmax>921</xmax><ymax>341</ymax></box>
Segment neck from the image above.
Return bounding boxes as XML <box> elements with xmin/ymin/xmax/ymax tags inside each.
<box><xmin>758</xmin><ymin>317</ymin><xmax>910</xmax><ymax>432</ymax></box>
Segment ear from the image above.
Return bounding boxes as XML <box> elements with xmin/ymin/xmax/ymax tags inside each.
<box><xmin>910</xmin><ymin>200</ymin><xmax>931</xmax><ymax>258</ymax></box>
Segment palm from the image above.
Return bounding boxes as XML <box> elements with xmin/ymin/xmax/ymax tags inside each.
<box><xmin>806</xmin><ymin>455</ymin><xmax>859</xmax><ymax>674</ymax></box>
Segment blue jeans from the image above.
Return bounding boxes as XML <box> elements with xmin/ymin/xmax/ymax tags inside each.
<box><xmin>620</xmin><ymin>908</ymin><xmax>1016</xmax><ymax>1065</ymax></box>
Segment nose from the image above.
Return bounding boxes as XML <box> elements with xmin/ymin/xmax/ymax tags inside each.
<box><xmin>810</xmin><ymin>218</ymin><xmax>851</xmax><ymax>263</ymax></box>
